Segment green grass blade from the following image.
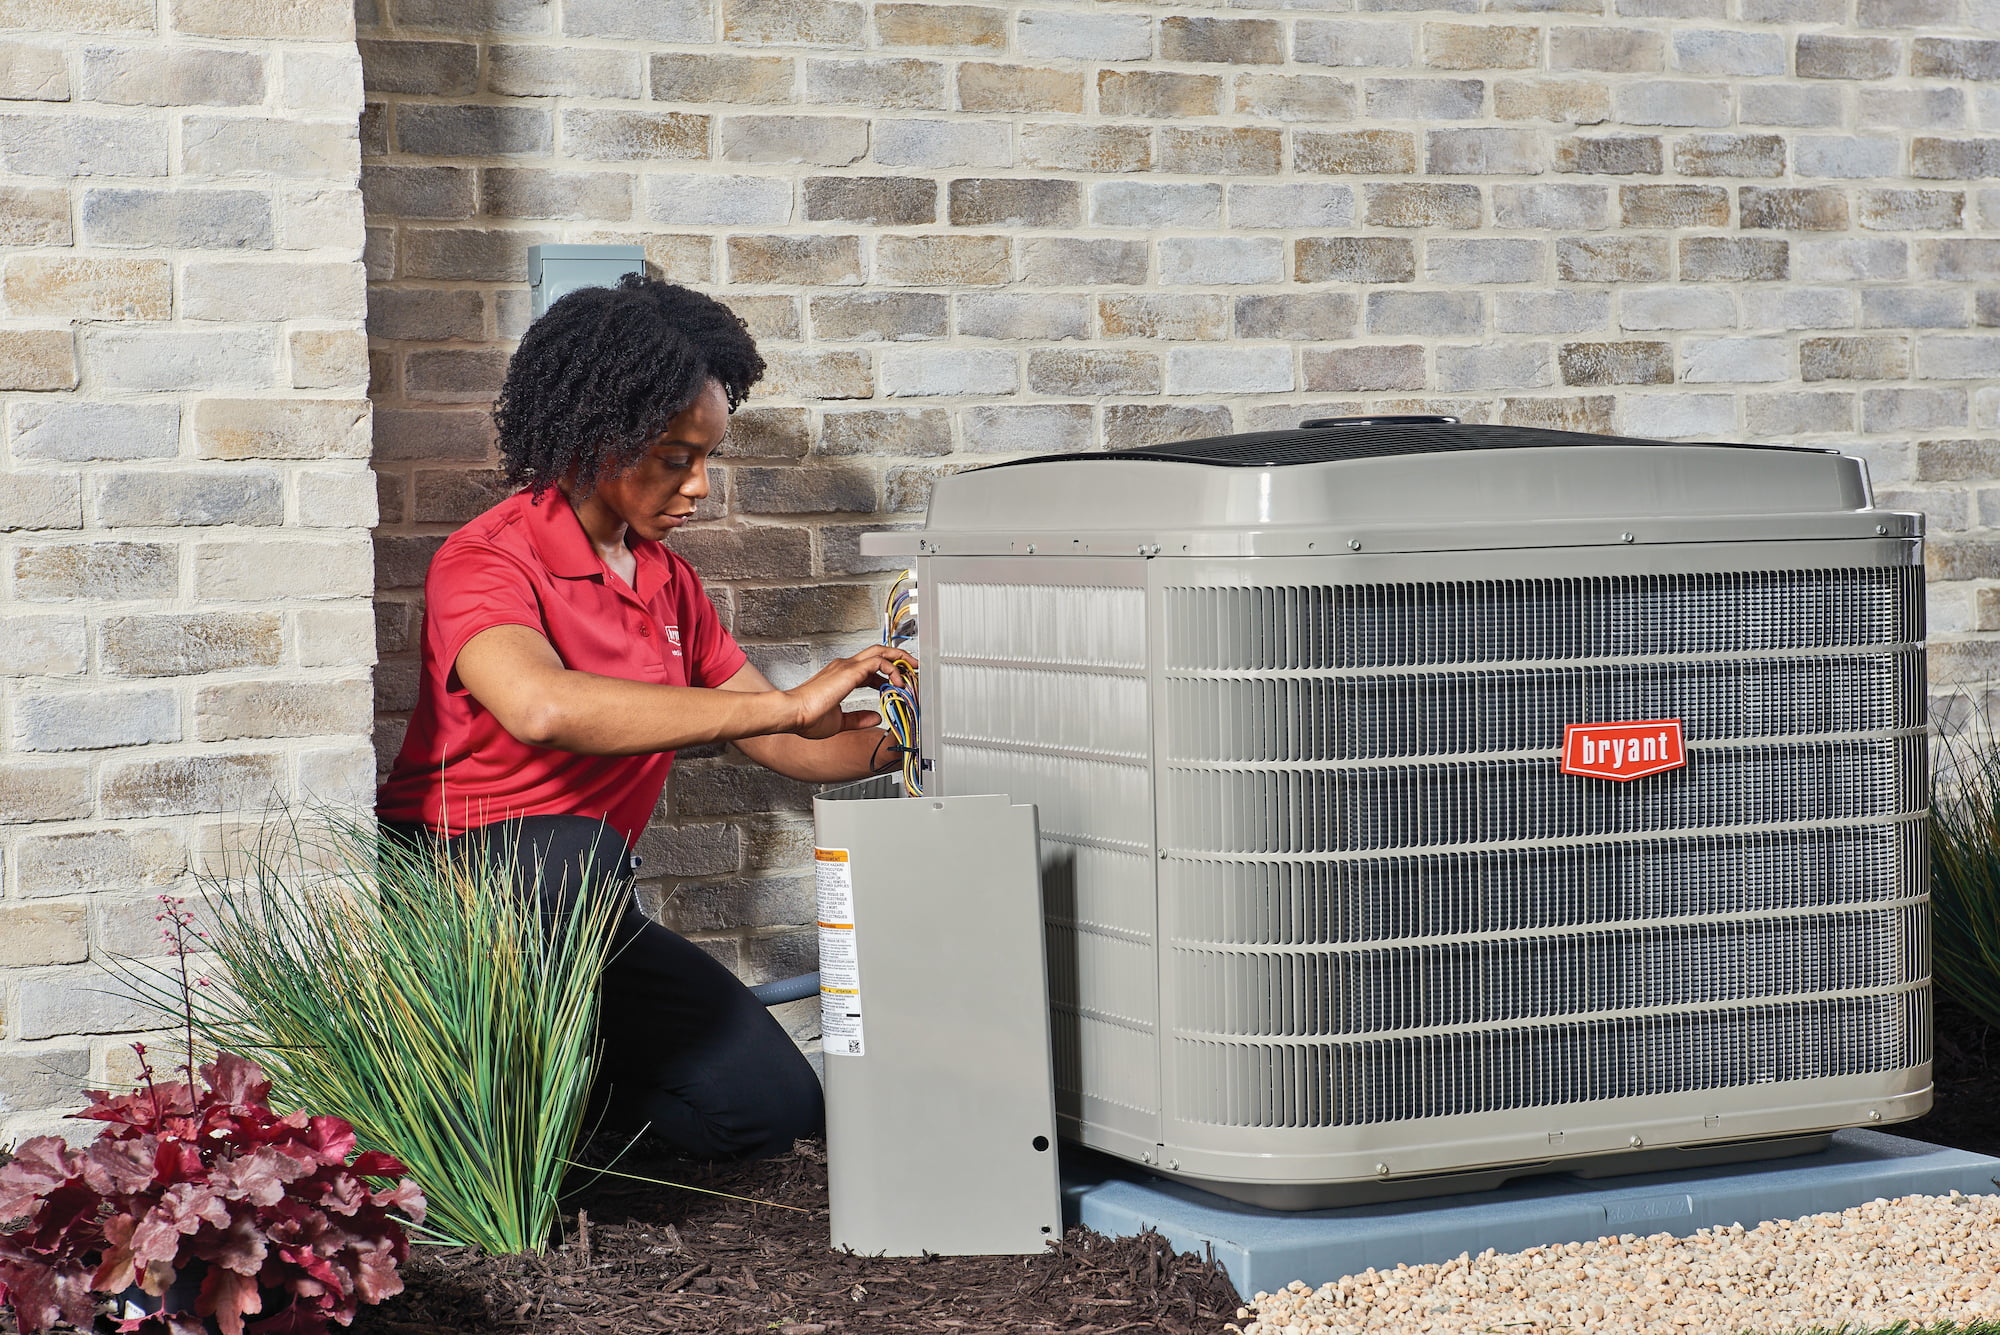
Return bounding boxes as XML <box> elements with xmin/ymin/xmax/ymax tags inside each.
<box><xmin>146</xmin><ymin>808</ymin><xmax>626</xmax><ymax>1256</ymax></box>
<box><xmin>1932</xmin><ymin>725</ymin><xmax>2000</xmax><ymax>1029</ymax></box>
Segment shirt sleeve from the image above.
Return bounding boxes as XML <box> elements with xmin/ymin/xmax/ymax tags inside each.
<box><xmin>670</xmin><ymin>554</ymin><xmax>750</xmax><ymax>689</ymax></box>
<box><xmin>424</xmin><ymin>537</ymin><xmax>547</xmax><ymax>688</ymax></box>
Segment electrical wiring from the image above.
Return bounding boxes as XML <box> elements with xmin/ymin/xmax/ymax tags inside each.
<box><xmin>879</xmin><ymin>571</ymin><xmax>923</xmax><ymax>795</ymax></box>
<box><xmin>882</xmin><ymin>571</ymin><xmax>917</xmax><ymax>647</ymax></box>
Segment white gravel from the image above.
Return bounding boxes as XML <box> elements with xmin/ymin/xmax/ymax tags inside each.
<box><xmin>1233</xmin><ymin>1191</ymin><xmax>2000</xmax><ymax>1335</ymax></box>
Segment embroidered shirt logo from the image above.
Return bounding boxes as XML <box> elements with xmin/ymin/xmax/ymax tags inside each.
<box><xmin>1560</xmin><ymin>719</ymin><xmax>1686</xmax><ymax>782</ymax></box>
<box><xmin>664</xmin><ymin>624</ymin><xmax>682</xmax><ymax>657</ymax></box>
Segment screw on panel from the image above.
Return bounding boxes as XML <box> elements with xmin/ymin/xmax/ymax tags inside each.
<box><xmin>1026</xmin><ymin>543</ymin><xmax>1037</xmax><ymax>554</ymax></box>
<box><xmin>1628</xmin><ymin>1136</ymin><xmax>1644</xmax><ymax>1148</ymax></box>
<box><xmin>1348</xmin><ymin>539</ymin><xmax>1362</xmax><ymax>551</ymax></box>
<box><xmin>1168</xmin><ymin>1160</ymin><xmax>1180</xmax><ymax>1171</ymax></box>
<box><xmin>1620</xmin><ymin>531</ymin><xmax>1636</xmax><ymax>544</ymax></box>
<box><xmin>1373</xmin><ymin>1162</ymin><xmax>1390</xmax><ymax>1177</ymax></box>
<box><xmin>1875</xmin><ymin>524</ymin><xmax>1888</xmax><ymax>535</ymax></box>
<box><xmin>1868</xmin><ymin>1109</ymin><xmax>1882</xmax><ymax>1121</ymax></box>
<box><xmin>1306</xmin><ymin>542</ymin><xmax>1316</xmax><ymax>551</ymax></box>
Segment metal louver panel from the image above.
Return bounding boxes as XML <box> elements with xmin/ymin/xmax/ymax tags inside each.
<box><xmin>1171</xmin><ymin>904</ymin><xmax>1926</xmax><ymax>1037</ymax></box>
<box><xmin>1166</xmin><ymin>821</ymin><xmax>1921</xmax><ymax>946</ymax></box>
<box><xmin>1165</xmin><ymin>650</ymin><xmax>1923</xmax><ymax>763</ymax></box>
<box><xmin>934</xmin><ymin>580</ymin><xmax>1159</xmax><ymax>1129</ymax></box>
<box><xmin>936</xmin><ymin>581</ymin><xmax>1146</xmax><ymax>668</ymax></box>
<box><xmin>1160</xmin><ymin>564</ymin><xmax>1928</xmax><ymax>1133</ymax></box>
<box><xmin>1177</xmin><ymin>990</ymin><xmax>1928</xmax><ymax>1129</ymax></box>
<box><xmin>1166</xmin><ymin>568</ymin><xmax>1921</xmax><ymax>671</ymax></box>
<box><xmin>1167</xmin><ymin>736</ymin><xmax>1924</xmax><ymax>855</ymax></box>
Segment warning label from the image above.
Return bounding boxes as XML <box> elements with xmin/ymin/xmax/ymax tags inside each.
<box><xmin>816</xmin><ymin>847</ymin><xmax>863</xmax><ymax>1057</ymax></box>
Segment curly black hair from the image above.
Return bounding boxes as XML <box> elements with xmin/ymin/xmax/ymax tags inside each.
<box><xmin>492</xmin><ymin>274</ymin><xmax>766</xmax><ymax>497</ymax></box>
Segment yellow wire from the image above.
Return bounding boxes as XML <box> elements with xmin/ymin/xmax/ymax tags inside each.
<box><xmin>880</xmin><ymin>571</ymin><xmax>923</xmax><ymax>794</ymax></box>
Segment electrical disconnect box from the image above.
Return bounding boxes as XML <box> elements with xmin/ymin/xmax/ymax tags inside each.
<box><xmin>525</xmin><ymin>244</ymin><xmax>645</xmax><ymax>318</ymax></box>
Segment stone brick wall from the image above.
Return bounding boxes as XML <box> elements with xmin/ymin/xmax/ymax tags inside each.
<box><xmin>0</xmin><ymin>0</ymin><xmax>372</xmax><ymax>1142</ymax></box>
<box><xmin>356</xmin><ymin>2</ymin><xmax>2000</xmax><ymax>1040</ymax></box>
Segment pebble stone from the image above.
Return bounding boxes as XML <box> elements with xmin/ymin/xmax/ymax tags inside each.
<box><xmin>1233</xmin><ymin>1192</ymin><xmax>2000</xmax><ymax>1335</ymax></box>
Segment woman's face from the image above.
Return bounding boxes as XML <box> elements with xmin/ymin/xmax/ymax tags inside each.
<box><xmin>594</xmin><ymin>378</ymin><xmax>729</xmax><ymax>544</ymax></box>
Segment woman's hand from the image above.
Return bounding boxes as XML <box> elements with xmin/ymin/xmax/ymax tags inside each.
<box><xmin>781</xmin><ymin>644</ymin><xmax>915</xmax><ymax>740</ymax></box>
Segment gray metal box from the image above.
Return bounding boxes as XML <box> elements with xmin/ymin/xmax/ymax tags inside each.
<box><xmin>863</xmin><ymin>420</ymin><xmax>1930</xmax><ymax>1209</ymax></box>
<box><xmin>526</xmin><ymin>244</ymin><xmax>645</xmax><ymax>318</ymax></box>
<box><xmin>816</xmin><ymin>777</ymin><xmax>1063</xmax><ymax>1255</ymax></box>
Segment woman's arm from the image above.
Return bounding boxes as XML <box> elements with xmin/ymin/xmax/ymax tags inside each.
<box><xmin>453</xmin><ymin>624</ymin><xmax>901</xmax><ymax>758</ymax></box>
<box><xmin>718</xmin><ymin>660</ymin><xmax>897</xmax><ymax>782</ymax></box>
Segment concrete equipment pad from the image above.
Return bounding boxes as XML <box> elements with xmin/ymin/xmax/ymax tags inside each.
<box><xmin>1064</xmin><ymin>1131</ymin><xmax>2000</xmax><ymax>1301</ymax></box>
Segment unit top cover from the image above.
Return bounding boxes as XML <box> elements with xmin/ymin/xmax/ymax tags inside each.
<box><xmin>996</xmin><ymin>418</ymin><xmax>1829</xmax><ymax>469</ymax></box>
<box><xmin>908</xmin><ymin>419</ymin><xmax>1886</xmax><ymax>544</ymax></box>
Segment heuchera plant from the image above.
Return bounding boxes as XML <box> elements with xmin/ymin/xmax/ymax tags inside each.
<box><xmin>0</xmin><ymin>897</ymin><xmax>427</xmax><ymax>1335</ymax></box>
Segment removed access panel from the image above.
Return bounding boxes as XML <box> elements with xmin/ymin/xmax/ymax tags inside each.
<box><xmin>816</xmin><ymin>776</ymin><xmax>1061</xmax><ymax>1256</ymax></box>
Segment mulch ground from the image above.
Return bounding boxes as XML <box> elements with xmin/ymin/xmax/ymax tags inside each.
<box><xmin>348</xmin><ymin>1137</ymin><xmax>1241</xmax><ymax>1335</ymax></box>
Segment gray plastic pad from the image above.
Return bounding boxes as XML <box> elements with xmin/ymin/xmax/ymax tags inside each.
<box><xmin>1064</xmin><ymin>1131</ymin><xmax>2000</xmax><ymax>1301</ymax></box>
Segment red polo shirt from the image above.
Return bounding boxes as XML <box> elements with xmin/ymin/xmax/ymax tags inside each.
<box><xmin>377</xmin><ymin>488</ymin><xmax>748</xmax><ymax>845</ymax></box>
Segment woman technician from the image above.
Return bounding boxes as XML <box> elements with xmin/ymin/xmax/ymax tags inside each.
<box><xmin>377</xmin><ymin>274</ymin><xmax>907</xmax><ymax>1160</ymax></box>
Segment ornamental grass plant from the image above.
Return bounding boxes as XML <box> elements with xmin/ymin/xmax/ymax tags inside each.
<box><xmin>1930</xmin><ymin>725</ymin><xmax>2000</xmax><ymax>1031</ymax></box>
<box><xmin>124</xmin><ymin>809</ymin><xmax>625</xmax><ymax>1257</ymax></box>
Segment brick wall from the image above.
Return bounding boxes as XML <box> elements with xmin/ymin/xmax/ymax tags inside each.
<box><xmin>357</xmin><ymin>2</ymin><xmax>2000</xmax><ymax>1049</ymax></box>
<box><xmin>0</xmin><ymin>0</ymin><xmax>372</xmax><ymax>1142</ymax></box>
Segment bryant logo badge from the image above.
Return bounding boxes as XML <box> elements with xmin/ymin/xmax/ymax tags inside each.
<box><xmin>665</xmin><ymin>625</ymin><xmax>682</xmax><ymax>658</ymax></box>
<box><xmin>1561</xmin><ymin>719</ymin><xmax>1686</xmax><ymax>781</ymax></box>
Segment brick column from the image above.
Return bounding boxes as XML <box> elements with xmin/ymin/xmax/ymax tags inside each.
<box><xmin>0</xmin><ymin>0</ymin><xmax>372</xmax><ymax>1141</ymax></box>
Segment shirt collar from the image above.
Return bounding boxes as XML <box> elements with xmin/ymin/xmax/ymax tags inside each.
<box><xmin>520</xmin><ymin>487</ymin><xmax>671</xmax><ymax>603</ymax></box>
<box><xmin>520</xmin><ymin>489</ymin><xmax>601</xmax><ymax>579</ymax></box>
<box><xmin>630</xmin><ymin>536</ymin><xmax>668</xmax><ymax>604</ymax></box>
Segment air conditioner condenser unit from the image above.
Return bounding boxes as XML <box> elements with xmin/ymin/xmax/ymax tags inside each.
<box><xmin>861</xmin><ymin>419</ymin><xmax>1931</xmax><ymax>1209</ymax></box>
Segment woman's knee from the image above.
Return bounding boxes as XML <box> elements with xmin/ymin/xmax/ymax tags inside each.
<box><xmin>763</xmin><ymin>1038</ymin><xmax>825</xmax><ymax>1144</ymax></box>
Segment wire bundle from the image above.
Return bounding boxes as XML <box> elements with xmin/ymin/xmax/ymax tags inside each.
<box><xmin>878</xmin><ymin>571</ymin><xmax>922</xmax><ymax>795</ymax></box>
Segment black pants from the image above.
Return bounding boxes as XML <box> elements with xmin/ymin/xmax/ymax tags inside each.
<box><xmin>384</xmin><ymin>814</ymin><xmax>823</xmax><ymax>1160</ymax></box>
